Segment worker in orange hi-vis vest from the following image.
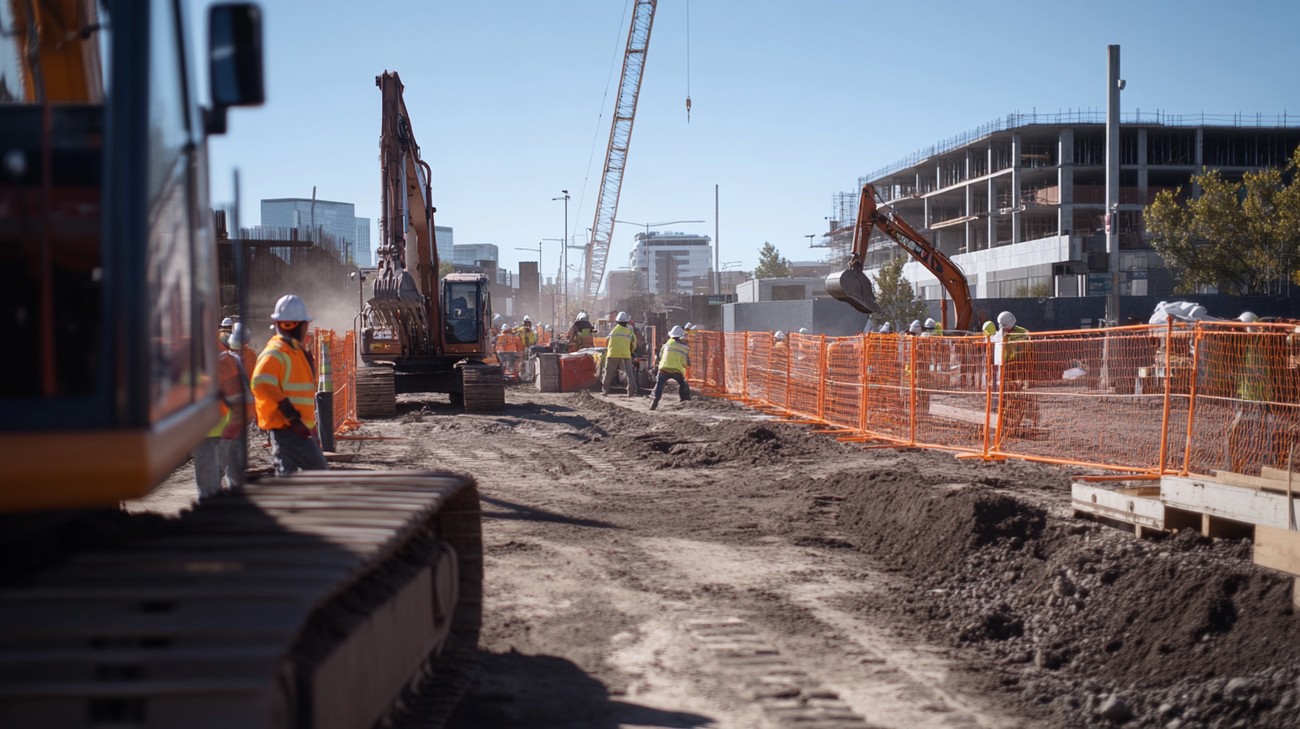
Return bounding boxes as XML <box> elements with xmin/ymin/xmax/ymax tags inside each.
<box><xmin>251</xmin><ymin>294</ymin><xmax>327</xmax><ymax>476</ymax></box>
<box><xmin>496</xmin><ymin>323</ymin><xmax>523</xmax><ymax>375</ymax></box>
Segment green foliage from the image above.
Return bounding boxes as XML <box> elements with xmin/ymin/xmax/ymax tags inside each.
<box><xmin>872</xmin><ymin>256</ymin><xmax>928</xmax><ymax>330</ymax></box>
<box><xmin>753</xmin><ymin>242</ymin><xmax>792</xmax><ymax>279</ymax></box>
<box><xmin>1013</xmin><ymin>282</ymin><xmax>1053</xmax><ymax>298</ymax></box>
<box><xmin>438</xmin><ymin>260</ymin><xmax>455</xmax><ymax>279</ymax></box>
<box><xmin>1145</xmin><ymin>148</ymin><xmax>1300</xmax><ymax>295</ymax></box>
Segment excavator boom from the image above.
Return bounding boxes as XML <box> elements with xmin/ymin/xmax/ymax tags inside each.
<box><xmin>826</xmin><ymin>184</ymin><xmax>973</xmax><ymax>331</ymax></box>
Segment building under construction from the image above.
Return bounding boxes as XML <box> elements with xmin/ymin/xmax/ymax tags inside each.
<box><xmin>824</xmin><ymin>111</ymin><xmax>1300</xmax><ymax>304</ymax></box>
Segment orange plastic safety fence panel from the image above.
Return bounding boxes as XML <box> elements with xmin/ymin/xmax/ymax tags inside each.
<box><xmin>911</xmin><ymin>334</ymin><xmax>989</xmax><ymax>453</ymax></box>
<box><xmin>786</xmin><ymin>332</ymin><xmax>823</xmax><ymax>421</ymax></box>
<box><xmin>1181</xmin><ymin>322</ymin><xmax>1297</xmax><ymax>477</ymax></box>
<box><xmin>822</xmin><ymin>336</ymin><xmax>865</xmax><ymax>433</ymax></box>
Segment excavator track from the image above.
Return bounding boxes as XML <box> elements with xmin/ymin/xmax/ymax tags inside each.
<box><xmin>355</xmin><ymin>364</ymin><xmax>398</xmax><ymax>419</ymax></box>
<box><xmin>460</xmin><ymin>365</ymin><xmax>504</xmax><ymax>413</ymax></box>
<box><xmin>0</xmin><ymin>471</ymin><xmax>482</xmax><ymax>729</ymax></box>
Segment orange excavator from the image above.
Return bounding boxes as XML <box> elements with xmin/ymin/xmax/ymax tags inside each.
<box><xmin>826</xmin><ymin>183</ymin><xmax>974</xmax><ymax>332</ymax></box>
<box><xmin>0</xmin><ymin>4</ymin><xmax>481</xmax><ymax>726</ymax></box>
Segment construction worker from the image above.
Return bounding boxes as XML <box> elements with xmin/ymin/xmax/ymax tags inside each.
<box><xmin>993</xmin><ymin>310</ymin><xmax>1034</xmax><ymax>434</ymax></box>
<box><xmin>650</xmin><ymin>325</ymin><xmax>691</xmax><ymax>410</ymax></box>
<box><xmin>217</xmin><ymin>323</ymin><xmax>255</xmax><ymax>490</ymax></box>
<box><xmin>251</xmin><ymin>294</ymin><xmax>327</xmax><ymax>476</ymax></box>
<box><xmin>496</xmin><ymin>323</ymin><xmax>522</xmax><ymax>375</ymax></box>
<box><xmin>602</xmin><ymin>311</ymin><xmax>638</xmax><ymax>396</ymax></box>
<box><xmin>925</xmin><ymin>317</ymin><xmax>942</xmax><ymax>336</ymax></box>
<box><xmin>1226</xmin><ymin>312</ymin><xmax>1277</xmax><ymax>471</ymax></box>
<box><xmin>908</xmin><ymin>320</ymin><xmax>923</xmax><ymax>336</ymax></box>
<box><xmin>568</xmin><ymin>311</ymin><xmax>595</xmax><ymax>351</ymax></box>
<box><xmin>191</xmin><ymin>319</ymin><xmax>246</xmax><ymax>499</ymax></box>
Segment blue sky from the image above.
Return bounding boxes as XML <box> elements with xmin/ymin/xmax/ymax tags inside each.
<box><xmin>192</xmin><ymin>0</ymin><xmax>1300</xmax><ymax>290</ymax></box>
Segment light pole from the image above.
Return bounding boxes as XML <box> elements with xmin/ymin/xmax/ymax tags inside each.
<box><xmin>552</xmin><ymin>190</ymin><xmax>570</xmax><ymax>321</ymax></box>
<box><xmin>614</xmin><ymin>219</ymin><xmax>705</xmax><ymax>296</ymax></box>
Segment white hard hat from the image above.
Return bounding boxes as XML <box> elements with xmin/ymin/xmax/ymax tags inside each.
<box><xmin>879</xmin><ymin>322</ymin><xmax>892</xmax><ymax>333</ymax></box>
<box><xmin>500</xmin><ymin>323</ymin><xmax>510</xmax><ymax>333</ymax></box>
<box><xmin>997</xmin><ymin>311</ymin><xmax>1016</xmax><ymax>329</ymax></box>
<box><xmin>228</xmin><ymin>323</ymin><xmax>251</xmax><ymax>348</ymax></box>
<box><xmin>774</xmin><ymin>330</ymin><xmax>786</xmax><ymax>341</ymax></box>
<box><xmin>523</xmin><ymin>315</ymin><xmax>532</xmax><ymax>322</ymax></box>
<box><xmin>669</xmin><ymin>325</ymin><xmax>686</xmax><ymax>338</ymax></box>
<box><xmin>616</xmin><ymin>311</ymin><xmax>631</xmax><ymax>323</ymax></box>
<box><xmin>685</xmin><ymin>322</ymin><xmax>694</xmax><ymax>330</ymax></box>
<box><xmin>545</xmin><ymin>325</ymin><xmax>553</xmax><ymax>331</ymax></box>
<box><xmin>576</xmin><ymin>311</ymin><xmax>588</xmax><ymax>322</ymax></box>
<box><xmin>1238</xmin><ymin>311</ymin><xmax>1260</xmax><ymax>323</ymax></box>
<box><xmin>271</xmin><ymin>294</ymin><xmax>312</xmax><ymax>322</ymax></box>
<box><xmin>493</xmin><ymin>313</ymin><xmax>503</xmax><ymax>322</ymax></box>
<box><xmin>220</xmin><ymin>316</ymin><xmax>235</xmax><ymax>328</ymax></box>
<box><xmin>924</xmin><ymin>318</ymin><xmax>936</xmax><ymax>328</ymax></box>
<box><xmin>909</xmin><ymin>320</ymin><xmax>922</xmax><ymax>332</ymax></box>
<box><xmin>798</xmin><ymin>327</ymin><xmax>809</xmax><ymax>334</ymax></box>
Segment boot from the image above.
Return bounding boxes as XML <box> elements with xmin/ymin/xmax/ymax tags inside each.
<box><xmin>649</xmin><ymin>401</ymin><xmax>658</xmax><ymax>410</ymax></box>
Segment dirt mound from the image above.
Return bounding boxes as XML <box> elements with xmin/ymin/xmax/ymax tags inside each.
<box><xmin>836</xmin><ymin>468</ymin><xmax>1046</xmax><ymax>577</ymax></box>
<box><xmin>835</xmin><ymin>464</ymin><xmax>1300</xmax><ymax>727</ymax></box>
<box><xmin>609</xmin><ymin>417</ymin><xmax>855</xmax><ymax>469</ymax></box>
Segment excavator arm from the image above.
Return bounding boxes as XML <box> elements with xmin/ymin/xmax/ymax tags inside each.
<box><xmin>826</xmin><ymin>183</ymin><xmax>973</xmax><ymax>331</ymax></box>
<box><xmin>370</xmin><ymin>70</ymin><xmax>441</xmax><ymax>357</ymax></box>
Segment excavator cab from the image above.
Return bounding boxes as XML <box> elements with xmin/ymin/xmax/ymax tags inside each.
<box><xmin>826</xmin><ymin>263</ymin><xmax>880</xmax><ymax>315</ymax></box>
<box><xmin>0</xmin><ymin>2</ymin><xmax>264</xmax><ymax>511</ymax></box>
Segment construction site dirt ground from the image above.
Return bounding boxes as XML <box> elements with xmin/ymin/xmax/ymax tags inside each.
<box><xmin>143</xmin><ymin>387</ymin><xmax>1300</xmax><ymax>728</ymax></box>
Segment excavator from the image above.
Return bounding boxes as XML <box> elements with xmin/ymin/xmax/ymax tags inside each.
<box><xmin>826</xmin><ymin>183</ymin><xmax>974</xmax><ymax>332</ymax></box>
<box><xmin>0</xmin><ymin>3</ymin><xmax>481</xmax><ymax>727</ymax></box>
<box><xmin>356</xmin><ymin>72</ymin><xmax>503</xmax><ymax>415</ymax></box>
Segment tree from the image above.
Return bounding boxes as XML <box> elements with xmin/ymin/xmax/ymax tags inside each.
<box><xmin>753</xmin><ymin>242</ymin><xmax>792</xmax><ymax>279</ymax></box>
<box><xmin>438</xmin><ymin>260</ymin><xmax>455</xmax><ymax>279</ymax></box>
<box><xmin>1145</xmin><ymin>148</ymin><xmax>1300</xmax><ymax>295</ymax></box>
<box><xmin>872</xmin><ymin>255</ymin><xmax>928</xmax><ymax>330</ymax></box>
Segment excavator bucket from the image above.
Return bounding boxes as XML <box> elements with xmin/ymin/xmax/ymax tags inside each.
<box><xmin>825</xmin><ymin>268</ymin><xmax>879</xmax><ymax>314</ymax></box>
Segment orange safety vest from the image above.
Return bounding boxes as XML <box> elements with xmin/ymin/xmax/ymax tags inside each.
<box><xmin>497</xmin><ymin>331</ymin><xmax>522</xmax><ymax>353</ymax></box>
<box><xmin>252</xmin><ymin>335</ymin><xmax>318</xmax><ymax>430</ymax></box>
<box><xmin>218</xmin><ymin>348</ymin><xmax>256</xmax><ymax>426</ymax></box>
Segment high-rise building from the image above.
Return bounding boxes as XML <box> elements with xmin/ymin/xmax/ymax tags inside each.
<box><xmin>260</xmin><ymin>198</ymin><xmax>370</xmax><ymax>266</ymax></box>
<box><xmin>627</xmin><ymin>231</ymin><xmax>712</xmax><ymax>295</ymax></box>
<box><xmin>453</xmin><ymin>243</ymin><xmax>498</xmax><ymax>267</ymax></box>
<box><xmin>835</xmin><ymin>111</ymin><xmax>1300</xmax><ymax>301</ymax></box>
<box><xmin>434</xmin><ymin>225</ymin><xmax>454</xmax><ymax>265</ymax></box>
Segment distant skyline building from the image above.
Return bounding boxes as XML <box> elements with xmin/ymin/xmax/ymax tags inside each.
<box><xmin>434</xmin><ymin>225</ymin><xmax>454</xmax><ymax>265</ymax></box>
<box><xmin>627</xmin><ymin>231</ymin><xmax>713</xmax><ymax>296</ymax></box>
<box><xmin>261</xmin><ymin>197</ymin><xmax>370</xmax><ymax>266</ymax></box>
<box><xmin>453</xmin><ymin>243</ymin><xmax>499</xmax><ymax>267</ymax></box>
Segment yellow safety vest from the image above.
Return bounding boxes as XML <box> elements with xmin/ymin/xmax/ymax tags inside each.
<box><xmin>658</xmin><ymin>338</ymin><xmax>690</xmax><ymax>373</ymax></box>
<box><xmin>607</xmin><ymin>323</ymin><xmax>636</xmax><ymax>358</ymax></box>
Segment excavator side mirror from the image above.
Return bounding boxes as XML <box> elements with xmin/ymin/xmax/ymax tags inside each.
<box><xmin>205</xmin><ymin>3</ymin><xmax>265</xmax><ymax>135</ymax></box>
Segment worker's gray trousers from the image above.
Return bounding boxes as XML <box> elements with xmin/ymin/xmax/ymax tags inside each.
<box><xmin>192</xmin><ymin>437</ymin><xmax>223</xmax><ymax>500</ymax></box>
<box><xmin>219</xmin><ymin>437</ymin><xmax>246</xmax><ymax>490</ymax></box>
<box><xmin>602</xmin><ymin>356</ymin><xmax>638</xmax><ymax>396</ymax></box>
<box><xmin>269</xmin><ymin>428</ymin><xmax>328</xmax><ymax>476</ymax></box>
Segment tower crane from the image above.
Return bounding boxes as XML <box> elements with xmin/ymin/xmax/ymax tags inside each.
<box><xmin>582</xmin><ymin>0</ymin><xmax>658</xmax><ymax>303</ymax></box>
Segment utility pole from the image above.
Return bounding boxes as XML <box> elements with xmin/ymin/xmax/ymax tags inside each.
<box><xmin>1105</xmin><ymin>44</ymin><xmax>1123</xmax><ymax>326</ymax></box>
<box><xmin>553</xmin><ymin>190</ymin><xmax>570</xmax><ymax>321</ymax></box>
<box><xmin>713</xmin><ymin>184</ymin><xmax>720</xmax><ymax>296</ymax></box>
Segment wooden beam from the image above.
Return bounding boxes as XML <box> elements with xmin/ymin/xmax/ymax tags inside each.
<box><xmin>1254</xmin><ymin>524</ymin><xmax>1300</xmax><ymax>576</ymax></box>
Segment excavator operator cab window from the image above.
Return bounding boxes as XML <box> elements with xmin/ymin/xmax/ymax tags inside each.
<box><xmin>444</xmin><ymin>281</ymin><xmax>482</xmax><ymax>345</ymax></box>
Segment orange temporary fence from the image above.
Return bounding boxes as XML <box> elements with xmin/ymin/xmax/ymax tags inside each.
<box><xmin>687</xmin><ymin>322</ymin><xmax>1300</xmax><ymax>477</ymax></box>
<box><xmin>315</xmin><ymin>329</ymin><xmax>359</xmax><ymax>436</ymax></box>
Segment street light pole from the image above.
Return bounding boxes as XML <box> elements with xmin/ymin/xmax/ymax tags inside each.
<box><xmin>553</xmin><ymin>190</ymin><xmax>570</xmax><ymax>321</ymax></box>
